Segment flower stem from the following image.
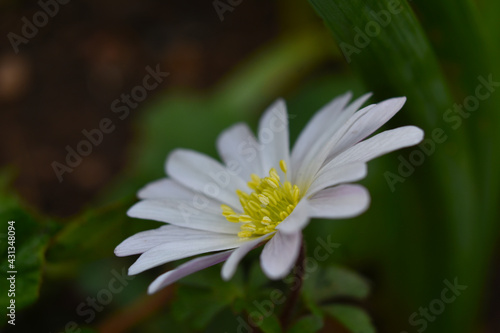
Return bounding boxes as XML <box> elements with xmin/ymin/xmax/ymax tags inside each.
<box><xmin>280</xmin><ymin>238</ymin><xmax>306</xmax><ymax>329</ymax></box>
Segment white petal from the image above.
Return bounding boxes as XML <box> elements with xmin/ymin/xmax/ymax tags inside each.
<box><xmin>260</xmin><ymin>231</ymin><xmax>302</xmax><ymax>279</ymax></box>
<box><xmin>293</xmin><ymin>93</ymin><xmax>372</xmax><ymax>189</ymax></box>
<box><xmin>127</xmin><ymin>199</ymin><xmax>241</xmax><ymax>234</ymax></box>
<box><xmin>128</xmin><ymin>232</ymin><xmax>243</xmax><ymax>275</ymax></box>
<box><xmin>327</xmin><ymin>126</ymin><xmax>424</xmax><ymax>166</ymax></box>
<box><xmin>327</xmin><ymin>97</ymin><xmax>407</xmax><ymax>160</ymax></box>
<box><xmin>115</xmin><ymin>225</ymin><xmax>210</xmax><ymax>257</ymax></box>
<box><xmin>258</xmin><ymin>99</ymin><xmax>291</xmax><ymax>179</ymax></box>
<box><xmin>138</xmin><ymin>178</ymin><xmax>198</xmax><ymax>200</ymax></box>
<box><xmin>221</xmin><ymin>233</ymin><xmax>273</xmax><ymax>280</ymax></box>
<box><xmin>148</xmin><ymin>250</ymin><xmax>233</xmax><ymax>294</ymax></box>
<box><xmin>308</xmin><ymin>185</ymin><xmax>370</xmax><ymax>219</ymax></box>
<box><xmin>275</xmin><ymin>199</ymin><xmax>311</xmax><ymax>234</ymax></box>
<box><xmin>307</xmin><ymin>163</ymin><xmax>367</xmax><ymax>197</ymax></box>
<box><xmin>166</xmin><ymin>149</ymin><xmax>248</xmax><ymax>208</ymax></box>
<box><xmin>217</xmin><ymin>123</ymin><xmax>264</xmax><ymax>181</ymax></box>
<box><xmin>291</xmin><ymin>92</ymin><xmax>353</xmax><ymax>168</ymax></box>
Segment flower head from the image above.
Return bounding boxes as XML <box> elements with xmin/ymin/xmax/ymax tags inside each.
<box><xmin>115</xmin><ymin>92</ymin><xmax>423</xmax><ymax>294</ymax></box>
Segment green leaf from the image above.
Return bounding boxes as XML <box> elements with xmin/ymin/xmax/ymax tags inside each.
<box><xmin>411</xmin><ymin>1</ymin><xmax>500</xmax><ymax>329</ymax></box>
<box><xmin>0</xmin><ymin>171</ymin><xmax>55</xmax><ymax>326</ymax></box>
<box><xmin>306</xmin><ymin>2</ymin><xmax>483</xmax><ymax>332</ymax></box>
<box><xmin>303</xmin><ymin>266</ymin><xmax>371</xmax><ymax>304</ymax></box>
<box><xmin>247</xmin><ymin>260</ymin><xmax>271</xmax><ymax>293</ymax></box>
<box><xmin>308</xmin><ymin>0</ymin><xmax>452</xmax><ymax>125</ymax></box>
<box><xmin>259</xmin><ymin>314</ymin><xmax>283</xmax><ymax>333</ymax></box>
<box><xmin>46</xmin><ymin>199</ymin><xmax>135</xmax><ymax>269</ymax></box>
<box><xmin>170</xmin><ymin>265</ymin><xmax>245</xmax><ymax>331</ymax></box>
<box><xmin>323</xmin><ymin>305</ymin><xmax>376</xmax><ymax>333</ymax></box>
<box><xmin>288</xmin><ymin>315</ymin><xmax>324</xmax><ymax>333</ymax></box>
<box><xmin>172</xmin><ymin>286</ymin><xmax>230</xmax><ymax>331</ymax></box>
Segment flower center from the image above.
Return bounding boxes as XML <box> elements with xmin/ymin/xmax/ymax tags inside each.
<box><xmin>221</xmin><ymin>160</ymin><xmax>301</xmax><ymax>238</ymax></box>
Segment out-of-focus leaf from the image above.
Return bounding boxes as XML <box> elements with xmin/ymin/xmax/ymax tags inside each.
<box><xmin>288</xmin><ymin>315</ymin><xmax>323</xmax><ymax>333</ymax></box>
<box><xmin>308</xmin><ymin>0</ymin><xmax>452</xmax><ymax>126</ymax></box>
<box><xmin>172</xmin><ymin>286</ymin><xmax>230</xmax><ymax>331</ymax></box>
<box><xmin>171</xmin><ymin>265</ymin><xmax>245</xmax><ymax>331</ymax></box>
<box><xmin>306</xmin><ymin>1</ymin><xmax>482</xmax><ymax>332</ymax></box>
<box><xmin>411</xmin><ymin>2</ymin><xmax>500</xmax><ymax>329</ymax></box>
<box><xmin>204</xmin><ymin>307</ymin><xmax>243</xmax><ymax>333</ymax></box>
<box><xmin>0</xmin><ymin>170</ymin><xmax>56</xmax><ymax>326</ymax></box>
<box><xmin>323</xmin><ymin>305</ymin><xmax>376</xmax><ymax>333</ymax></box>
<box><xmin>46</xmin><ymin>200</ymin><xmax>134</xmax><ymax>267</ymax></box>
<box><xmin>259</xmin><ymin>314</ymin><xmax>282</xmax><ymax>333</ymax></box>
<box><xmin>246</xmin><ymin>260</ymin><xmax>271</xmax><ymax>293</ymax></box>
<box><xmin>302</xmin><ymin>291</ymin><xmax>324</xmax><ymax>320</ymax></box>
<box><xmin>303</xmin><ymin>266</ymin><xmax>370</xmax><ymax>304</ymax></box>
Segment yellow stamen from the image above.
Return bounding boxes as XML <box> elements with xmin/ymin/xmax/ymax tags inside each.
<box><xmin>238</xmin><ymin>230</ymin><xmax>253</xmax><ymax>238</ymax></box>
<box><xmin>239</xmin><ymin>215</ymin><xmax>253</xmax><ymax>223</ymax></box>
<box><xmin>269</xmin><ymin>168</ymin><xmax>280</xmax><ymax>182</ymax></box>
<box><xmin>266</xmin><ymin>178</ymin><xmax>279</xmax><ymax>189</ymax></box>
<box><xmin>261</xmin><ymin>216</ymin><xmax>272</xmax><ymax>225</ymax></box>
<box><xmin>258</xmin><ymin>194</ymin><xmax>270</xmax><ymax>205</ymax></box>
<box><xmin>226</xmin><ymin>215</ymin><xmax>240</xmax><ymax>223</ymax></box>
<box><xmin>221</xmin><ymin>159</ymin><xmax>303</xmax><ymax>238</ymax></box>
<box><xmin>260</xmin><ymin>208</ymin><xmax>271</xmax><ymax>216</ymax></box>
<box><xmin>241</xmin><ymin>223</ymin><xmax>256</xmax><ymax>231</ymax></box>
<box><xmin>280</xmin><ymin>160</ymin><xmax>288</xmax><ymax>174</ymax></box>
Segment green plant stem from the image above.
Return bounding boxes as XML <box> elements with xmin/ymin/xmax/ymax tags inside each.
<box><xmin>280</xmin><ymin>239</ymin><xmax>306</xmax><ymax>329</ymax></box>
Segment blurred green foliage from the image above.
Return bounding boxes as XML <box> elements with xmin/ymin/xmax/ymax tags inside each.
<box><xmin>0</xmin><ymin>171</ymin><xmax>57</xmax><ymax>326</ymax></box>
<box><xmin>308</xmin><ymin>0</ymin><xmax>500</xmax><ymax>332</ymax></box>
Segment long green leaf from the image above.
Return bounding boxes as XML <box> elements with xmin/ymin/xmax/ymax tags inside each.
<box><xmin>307</xmin><ymin>1</ymin><xmax>480</xmax><ymax>332</ymax></box>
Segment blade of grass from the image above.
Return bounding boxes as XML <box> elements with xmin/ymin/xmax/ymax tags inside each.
<box><xmin>406</xmin><ymin>0</ymin><xmax>500</xmax><ymax>329</ymax></box>
<box><xmin>307</xmin><ymin>0</ymin><xmax>480</xmax><ymax>332</ymax></box>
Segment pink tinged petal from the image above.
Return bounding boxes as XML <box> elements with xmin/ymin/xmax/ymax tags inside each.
<box><xmin>327</xmin><ymin>97</ymin><xmax>407</xmax><ymax>160</ymax></box>
<box><xmin>308</xmin><ymin>185</ymin><xmax>370</xmax><ymax>219</ymax></box>
<box><xmin>148</xmin><ymin>250</ymin><xmax>233</xmax><ymax>294</ymax></box>
<box><xmin>138</xmin><ymin>178</ymin><xmax>198</xmax><ymax>200</ymax></box>
<box><xmin>327</xmin><ymin>126</ymin><xmax>424</xmax><ymax>166</ymax></box>
<box><xmin>307</xmin><ymin>163</ymin><xmax>367</xmax><ymax>197</ymax></box>
<box><xmin>260</xmin><ymin>231</ymin><xmax>302</xmax><ymax>279</ymax></box>
<box><xmin>127</xmin><ymin>199</ymin><xmax>241</xmax><ymax>234</ymax></box>
<box><xmin>217</xmin><ymin>123</ymin><xmax>264</xmax><ymax>181</ymax></box>
<box><xmin>166</xmin><ymin>149</ymin><xmax>248</xmax><ymax>208</ymax></box>
<box><xmin>115</xmin><ymin>225</ymin><xmax>211</xmax><ymax>257</ymax></box>
<box><xmin>293</xmin><ymin>93</ymin><xmax>373</xmax><ymax>189</ymax></box>
<box><xmin>258</xmin><ymin>99</ymin><xmax>291</xmax><ymax>179</ymax></box>
<box><xmin>221</xmin><ymin>233</ymin><xmax>273</xmax><ymax>281</ymax></box>
<box><xmin>275</xmin><ymin>199</ymin><xmax>311</xmax><ymax>234</ymax></box>
<box><xmin>128</xmin><ymin>232</ymin><xmax>243</xmax><ymax>275</ymax></box>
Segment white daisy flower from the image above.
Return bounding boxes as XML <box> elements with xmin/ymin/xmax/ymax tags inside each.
<box><xmin>115</xmin><ymin>92</ymin><xmax>423</xmax><ymax>294</ymax></box>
